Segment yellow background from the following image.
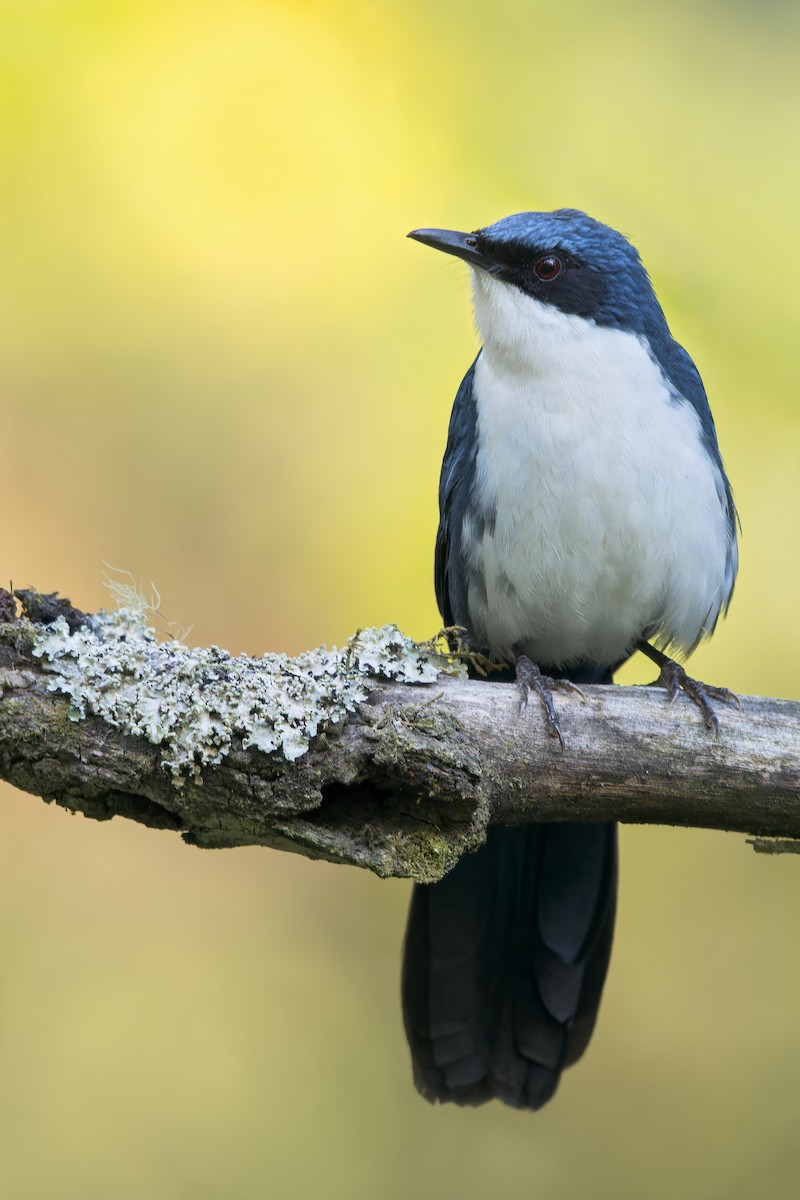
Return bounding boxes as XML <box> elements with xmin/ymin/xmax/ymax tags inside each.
<box><xmin>1</xmin><ymin>1</ymin><xmax>799</xmax><ymax>1196</ymax></box>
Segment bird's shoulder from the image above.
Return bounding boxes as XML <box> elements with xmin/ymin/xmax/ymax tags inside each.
<box><xmin>654</xmin><ymin>329</ymin><xmax>739</xmax><ymax>549</ymax></box>
<box><xmin>650</xmin><ymin>328</ymin><xmax>725</xmax><ymax>468</ymax></box>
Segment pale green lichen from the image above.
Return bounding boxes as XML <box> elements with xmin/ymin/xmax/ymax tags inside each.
<box><xmin>32</xmin><ymin>611</ymin><xmax>448</xmax><ymax>776</ymax></box>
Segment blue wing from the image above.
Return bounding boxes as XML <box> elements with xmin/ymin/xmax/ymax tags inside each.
<box><xmin>434</xmin><ymin>356</ymin><xmax>480</xmax><ymax>628</ymax></box>
<box><xmin>661</xmin><ymin>337</ymin><xmax>739</xmax><ymax>614</ymax></box>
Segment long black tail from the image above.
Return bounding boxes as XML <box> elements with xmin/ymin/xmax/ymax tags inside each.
<box><xmin>401</xmin><ymin>821</ymin><xmax>618</xmax><ymax>1109</ymax></box>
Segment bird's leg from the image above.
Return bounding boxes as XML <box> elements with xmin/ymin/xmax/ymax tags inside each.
<box><xmin>635</xmin><ymin>639</ymin><xmax>740</xmax><ymax>735</ymax></box>
<box><xmin>515</xmin><ymin>653</ymin><xmax>586</xmax><ymax>751</ymax></box>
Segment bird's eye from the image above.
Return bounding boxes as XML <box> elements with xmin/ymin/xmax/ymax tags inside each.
<box><xmin>534</xmin><ymin>255</ymin><xmax>562</xmax><ymax>281</ymax></box>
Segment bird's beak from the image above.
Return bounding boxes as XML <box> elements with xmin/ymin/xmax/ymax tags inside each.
<box><xmin>407</xmin><ymin>227</ymin><xmax>491</xmax><ymax>271</ymax></box>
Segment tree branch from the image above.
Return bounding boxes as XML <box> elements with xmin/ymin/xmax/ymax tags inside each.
<box><xmin>1</xmin><ymin>590</ymin><xmax>798</xmax><ymax>881</ymax></box>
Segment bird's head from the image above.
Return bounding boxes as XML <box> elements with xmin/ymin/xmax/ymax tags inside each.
<box><xmin>409</xmin><ymin>210</ymin><xmax>667</xmax><ymax>358</ymax></box>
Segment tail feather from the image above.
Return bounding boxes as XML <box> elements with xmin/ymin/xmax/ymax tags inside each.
<box><xmin>538</xmin><ymin>823</ymin><xmax>612</xmax><ymax>963</ymax></box>
<box><xmin>563</xmin><ymin>849</ymin><xmax>618</xmax><ymax>1067</ymax></box>
<box><xmin>402</xmin><ymin>822</ymin><xmax>617</xmax><ymax>1109</ymax></box>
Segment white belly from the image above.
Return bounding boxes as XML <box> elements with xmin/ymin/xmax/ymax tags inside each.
<box><xmin>463</xmin><ymin>288</ymin><xmax>733</xmax><ymax>668</ymax></box>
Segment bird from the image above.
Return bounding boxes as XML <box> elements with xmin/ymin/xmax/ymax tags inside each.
<box><xmin>402</xmin><ymin>209</ymin><xmax>738</xmax><ymax>1110</ymax></box>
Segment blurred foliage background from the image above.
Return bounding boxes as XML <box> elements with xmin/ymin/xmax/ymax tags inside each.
<box><xmin>1</xmin><ymin>0</ymin><xmax>799</xmax><ymax>1196</ymax></box>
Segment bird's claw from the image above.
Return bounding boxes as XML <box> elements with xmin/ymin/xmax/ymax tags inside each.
<box><xmin>515</xmin><ymin>655</ymin><xmax>585</xmax><ymax>750</ymax></box>
<box><xmin>657</xmin><ymin>660</ymin><xmax>740</xmax><ymax>736</ymax></box>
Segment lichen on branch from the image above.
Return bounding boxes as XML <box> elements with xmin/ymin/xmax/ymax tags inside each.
<box><xmin>32</xmin><ymin>608</ymin><xmax>449</xmax><ymax>776</ymax></box>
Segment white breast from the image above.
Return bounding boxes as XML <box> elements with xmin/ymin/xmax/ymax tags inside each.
<box><xmin>463</xmin><ymin>272</ymin><xmax>735</xmax><ymax>668</ymax></box>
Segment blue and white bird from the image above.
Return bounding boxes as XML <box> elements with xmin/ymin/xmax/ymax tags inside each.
<box><xmin>402</xmin><ymin>209</ymin><xmax>738</xmax><ymax>1110</ymax></box>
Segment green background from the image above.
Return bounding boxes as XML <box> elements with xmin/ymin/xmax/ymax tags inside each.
<box><xmin>1</xmin><ymin>1</ymin><xmax>799</xmax><ymax>1196</ymax></box>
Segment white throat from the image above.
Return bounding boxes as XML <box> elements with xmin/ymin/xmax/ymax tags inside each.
<box><xmin>470</xmin><ymin>269</ymin><xmax>600</xmax><ymax>369</ymax></box>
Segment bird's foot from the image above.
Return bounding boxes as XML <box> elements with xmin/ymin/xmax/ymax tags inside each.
<box><xmin>635</xmin><ymin>640</ymin><xmax>740</xmax><ymax>735</ymax></box>
<box><xmin>515</xmin><ymin>655</ymin><xmax>586</xmax><ymax>750</ymax></box>
<box><xmin>432</xmin><ymin>626</ymin><xmax>509</xmax><ymax>677</ymax></box>
<box><xmin>657</xmin><ymin>660</ymin><xmax>740</xmax><ymax>735</ymax></box>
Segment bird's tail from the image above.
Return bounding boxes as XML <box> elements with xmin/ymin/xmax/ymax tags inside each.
<box><xmin>401</xmin><ymin>821</ymin><xmax>618</xmax><ymax>1109</ymax></box>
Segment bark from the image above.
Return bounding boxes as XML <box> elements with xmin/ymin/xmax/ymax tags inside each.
<box><xmin>1</xmin><ymin>590</ymin><xmax>798</xmax><ymax>881</ymax></box>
